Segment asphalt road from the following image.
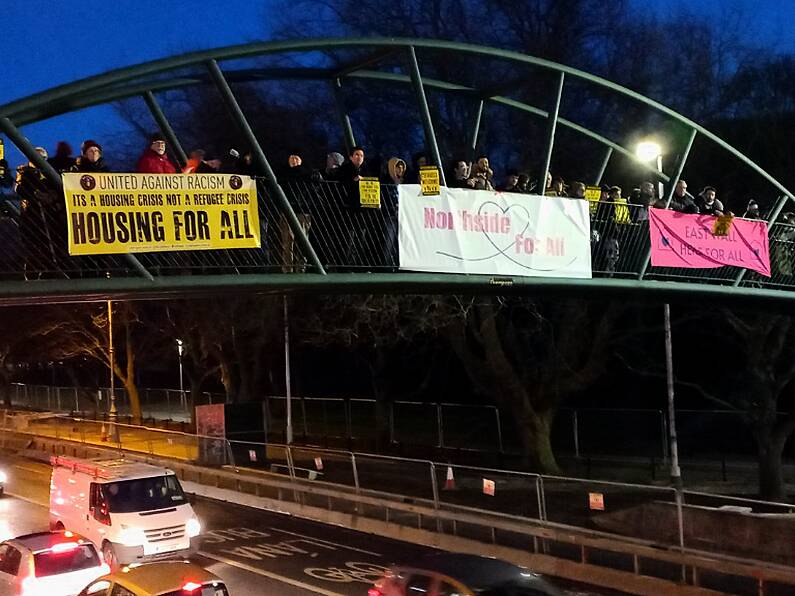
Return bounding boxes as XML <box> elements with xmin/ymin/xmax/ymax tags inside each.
<box><xmin>0</xmin><ymin>452</ymin><xmax>622</xmax><ymax>595</ymax></box>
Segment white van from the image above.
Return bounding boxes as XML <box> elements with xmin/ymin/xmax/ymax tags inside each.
<box><xmin>49</xmin><ymin>456</ymin><xmax>201</xmax><ymax>570</ymax></box>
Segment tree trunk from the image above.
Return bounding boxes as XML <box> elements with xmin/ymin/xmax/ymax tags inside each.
<box><xmin>756</xmin><ymin>427</ymin><xmax>787</xmax><ymax>501</ymax></box>
<box><xmin>518</xmin><ymin>409</ymin><xmax>560</xmax><ymax>474</ymax></box>
<box><xmin>125</xmin><ymin>382</ymin><xmax>142</xmax><ymax>424</ymax></box>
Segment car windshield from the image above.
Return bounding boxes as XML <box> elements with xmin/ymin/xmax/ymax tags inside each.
<box><xmin>161</xmin><ymin>584</ymin><xmax>229</xmax><ymax>596</ymax></box>
<box><xmin>34</xmin><ymin>544</ymin><xmax>100</xmax><ymax>577</ymax></box>
<box><xmin>103</xmin><ymin>475</ymin><xmax>187</xmax><ymax>513</ymax></box>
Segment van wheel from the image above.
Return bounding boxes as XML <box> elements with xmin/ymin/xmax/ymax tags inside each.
<box><xmin>102</xmin><ymin>542</ymin><xmax>119</xmax><ymax>571</ymax></box>
<box><xmin>49</xmin><ymin>521</ymin><xmax>64</xmax><ymax>531</ymax></box>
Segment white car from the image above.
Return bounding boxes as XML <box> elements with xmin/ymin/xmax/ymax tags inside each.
<box><xmin>0</xmin><ymin>469</ymin><xmax>6</xmax><ymax>496</ymax></box>
<box><xmin>0</xmin><ymin>530</ymin><xmax>109</xmax><ymax>596</ymax></box>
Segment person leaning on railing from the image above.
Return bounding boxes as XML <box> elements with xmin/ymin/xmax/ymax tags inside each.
<box><xmin>656</xmin><ymin>179</ymin><xmax>699</xmax><ymax>214</ymax></box>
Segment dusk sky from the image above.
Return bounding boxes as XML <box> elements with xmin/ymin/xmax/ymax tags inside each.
<box><xmin>1</xmin><ymin>0</ymin><xmax>794</xmax><ymax>167</ymax></box>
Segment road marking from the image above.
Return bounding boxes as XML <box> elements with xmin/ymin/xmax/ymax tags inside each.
<box><xmin>197</xmin><ymin>550</ymin><xmax>346</xmax><ymax>596</ymax></box>
<box><xmin>5</xmin><ymin>490</ymin><xmax>48</xmax><ymax>508</ymax></box>
<box><xmin>267</xmin><ymin>526</ymin><xmax>382</xmax><ymax>557</ymax></box>
<box><xmin>16</xmin><ymin>465</ymin><xmax>49</xmax><ymax>475</ymax></box>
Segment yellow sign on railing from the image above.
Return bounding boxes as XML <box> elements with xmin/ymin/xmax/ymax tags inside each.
<box><xmin>359</xmin><ymin>177</ymin><xmax>381</xmax><ymax>208</ymax></box>
<box><xmin>62</xmin><ymin>173</ymin><xmax>260</xmax><ymax>255</ymax></box>
<box><xmin>614</xmin><ymin>197</ymin><xmax>632</xmax><ymax>224</ymax></box>
<box><xmin>420</xmin><ymin>165</ymin><xmax>440</xmax><ymax>196</ymax></box>
<box><xmin>585</xmin><ymin>186</ymin><xmax>601</xmax><ymax>215</ymax></box>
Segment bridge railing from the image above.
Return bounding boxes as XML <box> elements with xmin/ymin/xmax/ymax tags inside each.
<box><xmin>3</xmin><ymin>178</ymin><xmax>792</xmax><ymax>286</ymax></box>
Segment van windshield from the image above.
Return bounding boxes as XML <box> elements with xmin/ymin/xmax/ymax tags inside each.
<box><xmin>102</xmin><ymin>475</ymin><xmax>187</xmax><ymax>513</ymax></box>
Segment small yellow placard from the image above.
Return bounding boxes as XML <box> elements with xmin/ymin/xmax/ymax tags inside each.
<box><xmin>585</xmin><ymin>186</ymin><xmax>601</xmax><ymax>215</ymax></box>
<box><xmin>419</xmin><ymin>165</ymin><xmax>440</xmax><ymax>196</ymax></box>
<box><xmin>0</xmin><ymin>139</ymin><xmax>4</xmax><ymax>161</ymax></box>
<box><xmin>614</xmin><ymin>197</ymin><xmax>632</xmax><ymax>224</ymax></box>
<box><xmin>713</xmin><ymin>214</ymin><xmax>734</xmax><ymax>236</ymax></box>
<box><xmin>359</xmin><ymin>177</ymin><xmax>381</xmax><ymax>208</ymax></box>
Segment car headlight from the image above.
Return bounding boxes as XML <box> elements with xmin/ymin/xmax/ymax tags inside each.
<box><xmin>0</xmin><ymin>471</ymin><xmax>7</xmax><ymax>483</ymax></box>
<box><xmin>118</xmin><ymin>527</ymin><xmax>147</xmax><ymax>546</ymax></box>
<box><xmin>186</xmin><ymin>517</ymin><xmax>201</xmax><ymax>538</ymax></box>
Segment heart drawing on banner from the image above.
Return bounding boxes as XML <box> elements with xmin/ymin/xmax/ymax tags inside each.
<box><xmin>436</xmin><ymin>200</ymin><xmax>579</xmax><ymax>271</ymax></box>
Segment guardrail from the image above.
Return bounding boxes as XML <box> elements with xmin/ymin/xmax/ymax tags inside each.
<box><xmin>7</xmin><ymin>384</ymin><xmax>786</xmax><ymax>479</ymax></box>
<box><xmin>7</xmin><ymin>412</ymin><xmax>795</xmax><ymax>557</ymax></box>
<box><xmin>6</xmin><ymin>412</ymin><xmax>795</xmax><ymax>595</ymax></box>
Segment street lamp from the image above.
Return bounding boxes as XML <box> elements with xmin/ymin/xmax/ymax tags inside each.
<box><xmin>176</xmin><ymin>339</ymin><xmax>186</xmax><ymax>411</ymax></box>
<box><xmin>107</xmin><ymin>300</ymin><xmax>119</xmax><ymax>443</ymax></box>
<box><xmin>637</xmin><ymin>141</ymin><xmax>681</xmax><ymax>486</ymax></box>
<box><xmin>635</xmin><ymin>140</ymin><xmax>664</xmax><ymax>201</ymax></box>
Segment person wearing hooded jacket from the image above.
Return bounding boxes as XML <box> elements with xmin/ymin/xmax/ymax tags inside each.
<box><xmin>71</xmin><ymin>140</ymin><xmax>109</xmax><ymax>173</ymax></box>
<box><xmin>136</xmin><ymin>133</ymin><xmax>177</xmax><ymax>174</ymax></box>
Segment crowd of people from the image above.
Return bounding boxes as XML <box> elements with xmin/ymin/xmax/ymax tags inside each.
<box><xmin>0</xmin><ymin>132</ymin><xmax>791</xmax><ymax>278</ymax></box>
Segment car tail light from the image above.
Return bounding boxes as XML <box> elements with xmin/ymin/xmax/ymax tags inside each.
<box><xmin>368</xmin><ymin>589</ymin><xmax>384</xmax><ymax>596</ymax></box>
<box><xmin>182</xmin><ymin>581</ymin><xmax>203</xmax><ymax>592</ymax></box>
<box><xmin>50</xmin><ymin>541</ymin><xmax>79</xmax><ymax>553</ymax></box>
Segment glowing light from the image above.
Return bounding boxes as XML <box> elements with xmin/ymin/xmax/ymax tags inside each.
<box><xmin>636</xmin><ymin>141</ymin><xmax>662</xmax><ymax>162</ymax></box>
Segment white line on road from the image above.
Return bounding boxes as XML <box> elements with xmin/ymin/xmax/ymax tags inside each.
<box><xmin>16</xmin><ymin>465</ymin><xmax>50</xmax><ymax>475</ymax></box>
<box><xmin>5</xmin><ymin>490</ymin><xmax>48</xmax><ymax>508</ymax></box>
<box><xmin>197</xmin><ymin>551</ymin><xmax>346</xmax><ymax>596</ymax></box>
<box><xmin>267</xmin><ymin>526</ymin><xmax>382</xmax><ymax>557</ymax></box>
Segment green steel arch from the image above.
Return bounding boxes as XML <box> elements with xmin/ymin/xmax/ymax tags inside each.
<box><xmin>0</xmin><ymin>37</ymin><xmax>792</xmax><ymax>305</ymax></box>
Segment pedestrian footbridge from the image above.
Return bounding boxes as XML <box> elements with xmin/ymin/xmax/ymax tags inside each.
<box><xmin>0</xmin><ymin>38</ymin><xmax>792</xmax><ymax>305</ymax></box>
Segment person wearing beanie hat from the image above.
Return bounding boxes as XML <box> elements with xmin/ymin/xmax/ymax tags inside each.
<box><xmin>72</xmin><ymin>139</ymin><xmax>109</xmax><ymax>173</ymax></box>
<box><xmin>324</xmin><ymin>152</ymin><xmax>344</xmax><ymax>179</ymax></box>
<box><xmin>136</xmin><ymin>132</ymin><xmax>176</xmax><ymax>174</ymax></box>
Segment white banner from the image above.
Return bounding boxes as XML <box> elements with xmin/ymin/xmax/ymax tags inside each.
<box><xmin>398</xmin><ymin>185</ymin><xmax>592</xmax><ymax>278</ymax></box>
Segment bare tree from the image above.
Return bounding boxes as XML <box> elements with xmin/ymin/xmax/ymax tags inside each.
<box><xmin>40</xmin><ymin>302</ymin><xmax>147</xmax><ymax>422</ymax></box>
<box><xmin>448</xmin><ymin>297</ymin><xmax>620</xmax><ymax>473</ymax></box>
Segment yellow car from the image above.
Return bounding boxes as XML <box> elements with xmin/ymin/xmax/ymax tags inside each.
<box><xmin>76</xmin><ymin>561</ymin><xmax>229</xmax><ymax>596</ymax></box>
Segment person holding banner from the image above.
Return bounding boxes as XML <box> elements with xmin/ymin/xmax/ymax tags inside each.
<box><xmin>449</xmin><ymin>159</ymin><xmax>475</xmax><ymax>189</ymax></box>
<box><xmin>136</xmin><ymin>133</ymin><xmax>177</xmax><ymax>174</ymax></box>
<box><xmin>71</xmin><ymin>140</ymin><xmax>109</xmax><ymax>173</ymax></box>
<box><xmin>468</xmin><ymin>156</ymin><xmax>494</xmax><ymax>191</ymax></box>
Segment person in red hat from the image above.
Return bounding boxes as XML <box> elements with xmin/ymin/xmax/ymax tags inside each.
<box><xmin>71</xmin><ymin>139</ymin><xmax>109</xmax><ymax>173</ymax></box>
<box><xmin>136</xmin><ymin>133</ymin><xmax>176</xmax><ymax>174</ymax></box>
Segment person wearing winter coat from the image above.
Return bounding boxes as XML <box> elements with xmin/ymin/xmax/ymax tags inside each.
<box><xmin>136</xmin><ymin>133</ymin><xmax>177</xmax><ymax>174</ymax></box>
<box><xmin>71</xmin><ymin>140</ymin><xmax>109</xmax><ymax>173</ymax></box>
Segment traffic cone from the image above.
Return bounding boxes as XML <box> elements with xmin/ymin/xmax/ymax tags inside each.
<box><xmin>443</xmin><ymin>465</ymin><xmax>456</xmax><ymax>491</ymax></box>
<box><xmin>100</xmin><ymin>421</ymin><xmax>108</xmax><ymax>442</ymax></box>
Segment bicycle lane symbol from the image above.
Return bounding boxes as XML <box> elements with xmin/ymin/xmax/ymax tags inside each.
<box><xmin>304</xmin><ymin>561</ymin><xmax>388</xmax><ymax>584</ymax></box>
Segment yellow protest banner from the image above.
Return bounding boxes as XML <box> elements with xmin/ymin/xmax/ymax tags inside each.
<box><xmin>585</xmin><ymin>186</ymin><xmax>601</xmax><ymax>215</ymax></box>
<box><xmin>359</xmin><ymin>176</ymin><xmax>381</xmax><ymax>208</ymax></box>
<box><xmin>62</xmin><ymin>172</ymin><xmax>260</xmax><ymax>255</ymax></box>
<box><xmin>614</xmin><ymin>197</ymin><xmax>632</xmax><ymax>224</ymax></box>
<box><xmin>713</xmin><ymin>213</ymin><xmax>734</xmax><ymax>236</ymax></box>
<box><xmin>419</xmin><ymin>165</ymin><xmax>440</xmax><ymax>196</ymax></box>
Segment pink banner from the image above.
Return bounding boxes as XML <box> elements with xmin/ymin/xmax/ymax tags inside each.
<box><xmin>649</xmin><ymin>208</ymin><xmax>770</xmax><ymax>276</ymax></box>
